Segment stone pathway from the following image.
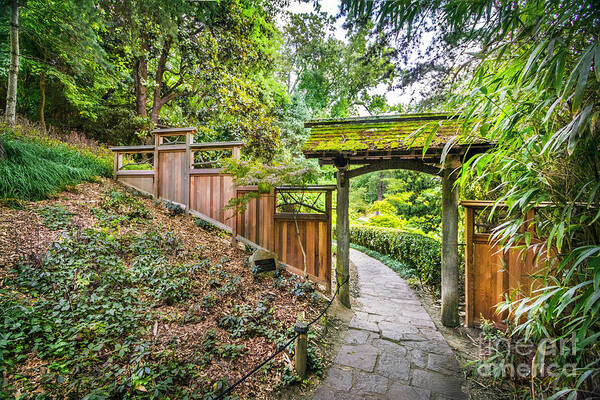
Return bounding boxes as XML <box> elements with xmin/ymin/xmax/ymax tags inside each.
<box><xmin>314</xmin><ymin>249</ymin><xmax>467</xmax><ymax>400</ymax></box>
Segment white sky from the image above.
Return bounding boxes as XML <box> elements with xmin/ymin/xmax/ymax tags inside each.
<box><xmin>279</xmin><ymin>0</ymin><xmax>426</xmax><ymax>111</ymax></box>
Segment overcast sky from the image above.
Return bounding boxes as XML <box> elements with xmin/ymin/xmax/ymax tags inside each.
<box><xmin>279</xmin><ymin>0</ymin><xmax>425</xmax><ymax>111</ymax></box>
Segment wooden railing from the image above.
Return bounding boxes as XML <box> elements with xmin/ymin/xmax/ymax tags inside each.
<box><xmin>111</xmin><ymin>127</ymin><xmax>333</xmax><ymax>291</ymax></box>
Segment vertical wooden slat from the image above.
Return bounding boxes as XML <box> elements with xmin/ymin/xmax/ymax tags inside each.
<box><xmin>306</xmin><ymin>221</ymin><xmax>315</xmax><ymax>277</ymax></box>
<box><xmin>325</xmin><ymin>191</ymin><xmax>332</xmax><ymax>293</ymax></box>
<box><xmin>465</xmin><ymin>206</ymin><xmax>474</xmax><ymax>327</ymax></box>
<box><xmin>184</xmin><ymin>134</ymin><xmax>191</xmax><ymax>209</ymax></box>
<box><xmin>218</xmin><ymin>176</ymin><xmax>225</xmax><ymax>223</ymax></box>
<box><xmin>274</xmin><ymin>219</ymin><xmax>281</xmax><ymax>259</ymax></box>
<box><xmin>153</xmin><ymin>135</ymin><xmax>160</xmax><ymax>198</ymax></box>
<box><xmin>281</xmin><ymin>219</ymin><xmax>288</xmax><ymax>266</ymax></box>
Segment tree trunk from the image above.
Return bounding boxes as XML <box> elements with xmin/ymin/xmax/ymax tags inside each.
<box><xmin>134</xmin><ymin>35</ymin><xmax>149</xmax><ymax>117</ymax></box>
<box><xmin>441</xmin><ymin>156</ymin><xmax>460</xmax><ymax>327</ymax></box>
<box><xmin>377</xmin><ymin>172</ymin><xmax>385</xmax><ymax>202</ymax></box>
<box><xmin>134</xmin><ymin>57</ymin><xmax>148</xmax><ymax>117</ymax></box>
<box><xmin>39</xmin><ymin>71</ymin><xmax>46</xmax><ymax>132</ymax></box>
<box><xmin>336</xmin><ymin>167</ymin><xmax>351</xmax><ymax>308</ymax></box>
<box><xmin>150</xmin><ymin>40</ymin><xmax>171</xmax><ymax>124</ymax></box>
<box><xmin>5</xmin><ymin>0</ymin><xmax>19</xmax><ymax>125</ymax></box>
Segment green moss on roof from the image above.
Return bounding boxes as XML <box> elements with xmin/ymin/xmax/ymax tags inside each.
<box><xmin>302</xmin><ymin>113</ymin><xmax>486</xmax><ymax>154</ymax></box>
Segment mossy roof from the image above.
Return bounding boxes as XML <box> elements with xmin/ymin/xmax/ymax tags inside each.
<box><xmin>302</xmin><ymin>113</ymin><xmax>489</xmax><ymax>159</ymax></box>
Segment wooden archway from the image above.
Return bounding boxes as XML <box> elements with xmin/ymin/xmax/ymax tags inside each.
<box><xmin>302</xmin><ymin>113</ymin><xmax>491</xmax><ymax>327</ymax></box>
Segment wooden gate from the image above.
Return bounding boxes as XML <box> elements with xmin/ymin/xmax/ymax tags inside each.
<box><xmin>462</xmin><ymin>200</ymin><xmax>548</xmax><ymax>327</ymax></box>
<box><xmin>111</xmin><ymin>127</ymin><xmax>333</xmax><ymax>291</ymax></box>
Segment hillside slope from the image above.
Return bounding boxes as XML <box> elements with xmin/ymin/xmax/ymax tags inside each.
<box><xmin>0</xmin><ymin>179</ymin><xmax>325</xmax><ymax>399</ymax></box>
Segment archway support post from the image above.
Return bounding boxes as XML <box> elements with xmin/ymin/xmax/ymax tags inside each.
<box><xmin>441</xmin><ymin>155</ymin><xmax>460</xmax><ymax>327</ymax></box>
<box><xmin>336</xmin><ymin>166</ymin><xmax>351</xmax><ymax>308</ymax></box>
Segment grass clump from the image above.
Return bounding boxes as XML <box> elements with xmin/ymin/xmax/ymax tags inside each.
<box><xmin>0</xmin><ymin>131</ymin><xmax>112</xmax><ymax>201</ymax></box>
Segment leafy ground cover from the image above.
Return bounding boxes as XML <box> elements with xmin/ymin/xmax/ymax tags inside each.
<box><xmin>0</xmin><ymin>179</ymin><xmax>326</xmax><ymax>399</ymax></box>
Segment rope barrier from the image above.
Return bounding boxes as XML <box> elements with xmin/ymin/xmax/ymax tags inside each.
<box><xmin>215</xmin><ymin>276</ymin><xmax>350</xmax><ymax>399</ymax></box>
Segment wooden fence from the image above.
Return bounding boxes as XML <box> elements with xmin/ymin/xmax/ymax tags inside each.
<box><xmin>462</xmin><ymin>200</ymin><xmax>548</xmax><ymax>327</ymax></box>
<box><xmin>111</xmin><ymin>127</ymin><xmax>333</xmax><ymax>291</ymax></box>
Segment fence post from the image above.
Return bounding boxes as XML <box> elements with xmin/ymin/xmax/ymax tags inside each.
<box><xmin>294</xmin><ymin>321</ymin><xmax>308</xmax><ymax>378</ymax></box>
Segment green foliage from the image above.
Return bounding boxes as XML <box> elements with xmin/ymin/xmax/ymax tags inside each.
<box><xmin>92</xmin><ymin>189</ymin><xmax>151</xmax><ymax>229</ymax></box>
<box><xmin>349</xmin><ymin>243</ymin><xmax>415</xmax><ymax>280</ymax></box>
<box><xmin>280</xmin><ymin>9</ymin><xmax>397</xmax><ymax>119</ymax></box>
<box><xmin>350</xmin><ymin>170</ymin><xmax>442</xmax><ymax>235</ymax></box>
<box><xmin>36</xmin><ymin>205</ymin><xmax>75</xmax><ymax>230</ymax></box>
<box><xmin>0</xmin><ymin>201</ymin><xmax>217</xmax><ymax>397</ymax></box>
<box><xmin>165</xmin><ymin>201</ymin><xmax>185</xmax><ymax>216</ymax></box>
<box><xmin>222</xmin><ymin>157</ymin><xmax>322</xmax><ymax>213</ymax></box>
<box><xmin>0</xmin><ymin>133</ymin><xmax>111</xmax><ymax>201</ymax></box>
<box><xmin>342</xmin><ymin>0</ymin><xmax>600</xmax><ymax>395</ymax></box>
<box><xmin>349</xmin><ymin>225</ymin><xmax>441</xmax><ymax>287</ymax></box>
<box><xmin>218</xmin><ymin>297</ymin><xmax>281</xmax><ymax>340</ymax></box>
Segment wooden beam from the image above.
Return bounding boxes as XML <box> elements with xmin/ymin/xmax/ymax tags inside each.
<box><xmin>336</xmin><ymin>168</ymin><xmax>351</xmax><ymax>308</ymax></box>
<box><xmin>347</xmin><ymin>159</ymin><xmax>439</xmax><ymax>178</ymax></box>
<box><xmin>441</xmin><ymin>155</ymin><xmax>460</xmax><ymax>327</ymax></box>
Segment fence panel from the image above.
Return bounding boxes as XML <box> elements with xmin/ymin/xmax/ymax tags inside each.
<box><xmin>116</xmin><ymin>171</ymin><xmax>154</xmax><ymax>195</ymax></box>
<box><xmin>274</xmin><ymin>217</ymin><xmax>331</xmax><ymax>289</ymax></box>
<box><xmin>234</xmin><ymin>188</ymin><xmax>275</xmax><ymax>251</ymax></box>
<box><xmin>111</xmin><ymin>130</ymin><xmax>333</xmax><ymax>292</ymax></box>
<box><xmin>463</xmin><ymin>201</ymin><xmax>548</xmax><ymax>328</ymax></box>
<box><xmin>189</xmin><ymin>171</ymin><xmax>236</xmax><ymax>231</ymax></box>
<box><xmin>158</xmin><ymin>150</ymin><xmax>187</xmax><ymax>206</ymax></box>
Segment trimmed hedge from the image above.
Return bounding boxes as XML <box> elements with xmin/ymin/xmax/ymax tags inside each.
<box><xmin>349</xmin><ymin>225</ymin><xmax>441</xmax><ymax>287</ymax></box>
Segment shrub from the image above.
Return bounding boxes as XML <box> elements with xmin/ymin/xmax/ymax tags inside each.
<box><xmin>349</xmin><ymin>243</ymin><xmax>415</xmax><ymax>280</ymax></box>
<box><xmin>349</xmin><ymin>225</ymin><xmax>441</xmax><ymax>287</ymax></box>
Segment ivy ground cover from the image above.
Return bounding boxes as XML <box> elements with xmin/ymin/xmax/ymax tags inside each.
<box><xmin>0</xmin><ymin>179</ymin><xmax>326</xmax><ymax>399</ymax></box>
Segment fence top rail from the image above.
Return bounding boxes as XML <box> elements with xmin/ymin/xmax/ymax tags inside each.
<box><xmin>110</xmin><ymin>145</ymin><xmax>155</xmax><ymax>152</ymax></box>
<box><xmin>190</xmin><ymin>141</ymin><xmax>244</xmax><ymax>150</ymax></box>
<box><xmin>110</xmin><ymin>141</ymin><xmax>245</xmax><ymax>153</ymax></box>
<box><xmin>152</xmin><ymin>127</ymin><xmax>197</xmax><ymax>134</ymax></box>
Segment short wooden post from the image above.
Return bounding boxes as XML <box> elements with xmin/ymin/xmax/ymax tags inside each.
<box><xmin>294</xmin><ymin>321</ymin><xmax>308</xmax><ymax>378</ymax></box>
<box><xmin>336</xmin><ymin>167</ymin><xmax>351</xmax><ymax>308</ymax></box>
<box><xmin>441</xmin><ymin>155</ymin><xmax>460</xmax><ymax>327</ymax></box>
<box><xmin>113</xmin><ymin>152</ymin><xmax>123</xmax><ymax>178</ymax></box>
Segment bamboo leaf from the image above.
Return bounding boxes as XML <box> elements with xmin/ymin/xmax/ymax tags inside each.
<box><xmin>572</xmin><ymin>45</ymin><xmax>594</xmax><ymax>111</ymax></box>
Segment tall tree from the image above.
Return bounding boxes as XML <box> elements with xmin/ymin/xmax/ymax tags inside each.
<box><xmin>4</xmin><ymin>0</ymin><xmax>18</xmax><ymax>125</ymax></box>
<box><xmin>280</xmin><ymin>9</ymin><xmax>397</xmax><ymax>118</ymax></box>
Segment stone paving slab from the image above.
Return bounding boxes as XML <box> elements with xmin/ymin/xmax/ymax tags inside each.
<box><xmin>314</xmin><ymin>249</ymin><xmax>467</xmax><ymax>400</ymax></box>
